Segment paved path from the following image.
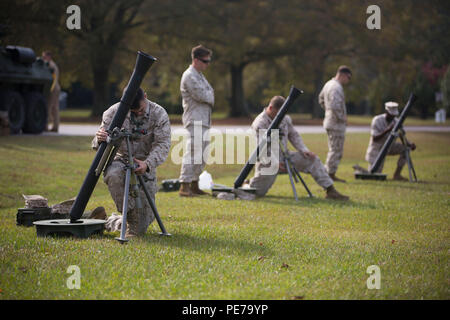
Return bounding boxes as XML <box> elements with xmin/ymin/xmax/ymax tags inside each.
<box><xmin>40</xmin><ymin>124</ymin><xmax>450</xmax><ymax>137</ymax></box>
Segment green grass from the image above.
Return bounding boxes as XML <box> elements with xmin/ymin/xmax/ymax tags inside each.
<box><xmin>60</xmin><ymin>108</ymin><xmax>447</xmax><ymax>126</ymax></box>
<box><xmin>0</xmin><ymin>132</ymin><xmax>449</xmax><ymax>299</ymax></box>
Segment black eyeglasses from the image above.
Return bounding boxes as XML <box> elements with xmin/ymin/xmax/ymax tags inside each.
<box><xmin>198</xmin><ymin>58</ymin><xmax>211</xmax><ymax>64</ymax></box>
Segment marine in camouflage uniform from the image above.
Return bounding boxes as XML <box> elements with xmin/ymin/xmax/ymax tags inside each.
<box><xmin>92</xmin><ymin>95</ymin><xmax>171</xmax><ymax>237</ymax></box>
<box><xmin>179</xmin><ymin>45</ymin><xmax>214</xmax><ymax>196</ymax></box>
<box><xmin>365</xmin><ymin>102</ymin><xmax>415</xmax><ymax>180</ymax></box>
<box><xmin>249</xmin><ymin>96</ymin><xmax>349</xmax><ymax>200</ymax></box>
<box><xmin>42</xmin><ymin>51</ymin><xmax>60</xmax><ymax>132</ymax></box>
<box><xmin>318</xmin><ymin>66</ymin><xmax>352</xmax><ymax>182</ymax></box>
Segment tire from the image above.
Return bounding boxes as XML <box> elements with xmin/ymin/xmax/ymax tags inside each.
<box><xmin>23</xmin><ymin>92</ymin><xmax>48</xmax><ymax>134</ymax></box>
<box><xmin>0</xmin><ymin>90</ymin><xmax>26</xmax><ymax>134</ymax></box>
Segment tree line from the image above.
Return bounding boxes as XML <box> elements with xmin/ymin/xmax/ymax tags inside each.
<box><xmin>1</xmin><ymin>0</ymin><xmax>449</xmax><ymax>118</ymax></box>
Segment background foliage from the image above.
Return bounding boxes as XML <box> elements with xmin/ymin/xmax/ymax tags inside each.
<box><xmin>1</xmin><ymin>0</ymin><xmax>448</xmax><ymax>117</ymax></box>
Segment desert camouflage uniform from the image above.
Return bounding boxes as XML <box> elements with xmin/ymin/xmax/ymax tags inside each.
<box><xmin>92</xmin><ymin>99</ymin><xmax>171</xmax><ymax>236</ymax></box>
<box><xmin>47</xmin><ymin>60</ymin><xmax>60</xmax><ymax>131</ymax></box>
<box><xmin>365</xmin><ymin>113</ymin><xmax>406</xmax><ymax>173</ymax></box>
<box><xmin>249</xmin><ymin>110</ymin><xmax>333</xmax><ymax>196</ymax></box>
<box><xmin>318</xmin><ymin>78</ymin><xmax>347</xmax><ymax>175</ymax></box>
<box><xmin>179</xmin><ymin>65</ymin><xmax>214</xmax><ymax>183</ymax></box>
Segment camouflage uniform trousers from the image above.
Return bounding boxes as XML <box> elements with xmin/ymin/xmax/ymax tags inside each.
<box><xmin>368</xmin><ymin>142</ymin><xmax>406</xmax><ymax>173</ymax></box>
<box><xmin>103</xmin><ymin>160</ymin><xmax>157</xmax><ymax>236</ymax></box>
<box><xmin>179</xmin><ymin>124</ymin><xmax>210</xmax><ymax>183</ymax></box>
<box><xmin>47</xmin><ymin>86</ymin><xmax>60</xmax><ymax>130</ymax></box>
<box><xmin>250</xmin><ymin>150</ymin><xmax>333</xmax><ymax>197</ymax></box>
<box><xmin>325</xmin><ymin>129</ymin><xmax>346</xmax><ymax>175</ymax></box>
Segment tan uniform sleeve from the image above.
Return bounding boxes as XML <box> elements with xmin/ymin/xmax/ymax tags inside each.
<box><xmin>183</xmin><ymin>73</ymin><xmax>214</xmax><ymax>107</ymax></box>
<box><xmin>91</xmin><ymin>108</ymin><xmax>114</xmax><ymax>150</ymax></box>
<box><xmin>370</xmin><ymin>117</ymin><xmax>382</xmax><ymax>137</ymax></box>
<box><xmin>318</xmin><ymin>87</ymin><xmax>325</xmax><ymax>109</ymax></box>
<box><xmin>286</xmin><ymin>116</ymin><xmax>309</xmax><ymax>153</ymax></box>
<box><xmin>144</xmin><ymin>109</ymin><xmax>171</xmax><ymax>171</ymax></box>
<box><xmin>328</xmin><ymin>87</ymin><xmax>346</xmax><ymax>122</ymax></box>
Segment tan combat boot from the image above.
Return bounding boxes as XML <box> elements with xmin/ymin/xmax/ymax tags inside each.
<box><xmin>89</xmin><ymin>206</ymin><xmax>107</xmax><ymax>220</ymax></box>
<box><xmin>191</xmin><ymin>181</ymin><xmax>208</xmax><ymax>195</ymax></box>
<box><xmin>179</xmin><ymin>182</ymin><xmax>196</xmax><ymax>197</ymax></box>
<box><xmin>325</xmin><ymin>185</ymin><xmax>349</xmax><ymax>201</ymax></box>
<box><xmin>393</xmin><ymin>166</ymin><xmax>408</xmax><ymax>181</ymax></box>
<box><xmin>329</xmin><ymin>173</ymin><xmax>346</xmax><ymax>183</ymax></box>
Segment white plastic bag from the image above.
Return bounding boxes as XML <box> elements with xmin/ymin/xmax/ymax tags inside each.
<box><xmin>199</xmin><ymin>170</ymin><xmax>213</xmax><ymax>190</ymax></box>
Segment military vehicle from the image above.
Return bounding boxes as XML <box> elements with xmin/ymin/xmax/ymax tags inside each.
<box><xmin>0</xmin><ymin>45</ymin><xmax>53</xmax><ymax>134</ymax></box>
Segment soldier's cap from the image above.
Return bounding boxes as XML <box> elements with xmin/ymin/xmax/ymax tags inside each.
<box><xmin>385</xmin><ymin>101</ymin><xmax>399</xmax><ymax>116</ymax></box>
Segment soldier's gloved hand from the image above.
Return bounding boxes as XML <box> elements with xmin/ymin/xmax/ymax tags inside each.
<box><xmin>133</xmin><ymin>158</ymin><xmax>148</xmax><ymax>175</ymax></box>
<box><xmin>303</xmin><ymin>151</ymin><xmax>316</xmax><ymax>158</ymax></box>
<box><xmin>96</xmin><ymin>128</ymin><xmax>108</xmax><ymax>143</ymax></box>
<box><xmin>410</xmin><ymin>142</ymin><xmax>416</xmax><ymax>151</ymax></box>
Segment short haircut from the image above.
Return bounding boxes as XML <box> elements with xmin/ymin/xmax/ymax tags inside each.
<box><xmin>269</xmin><ymin>96</ymin><xmax>285</xmax><ymax>110</ymax></box>
<box><xmin>191</xmin><ymin>45</ymin><xmax>212</xmax><ymax>60</ymax></box>
<box><xmin>122</xmin><ymin>87</ymin><xmax>144</xmax><ymax>110</ymax></box>
<box><xmin>337</xmin><ymin>65</ymin><xmax>352</xmax><ymax>75</ymax></box>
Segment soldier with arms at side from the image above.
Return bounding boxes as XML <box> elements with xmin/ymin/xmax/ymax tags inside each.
<box><xmin>319</xmin><ymin>65</ymin><xmax>352</xmax><ymax>182</ymax></box>
<box><xmin>42</xmin><ymin>51</ymin><xmax>60</xmax><ymax>132</ymax></box>
<box><xmin>178</xmin><ymin>45</ymin><xmax>214</xmax><ymax>197</ymax></box>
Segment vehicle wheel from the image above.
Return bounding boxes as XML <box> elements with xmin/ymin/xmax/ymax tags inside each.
<box><xmin>0</xmin><ymin>90</ymin><xmax>26</xmax><ymax>134</ymax></box>
<box><xmin>23</xmin><ymin>92</ymin><xmax>47</xmax><ymax>134</ymax></box>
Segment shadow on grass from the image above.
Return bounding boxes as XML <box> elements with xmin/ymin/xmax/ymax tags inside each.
<box><xmin>131</xmin><ymin>231</ymin><xmax>275</xmax><ymax>256</ymax></box>
<box><xmin>0</xmin><ymin>137</ymin><xmax>90</xmax><ymax>152</ymax></box>
<box><xmin>350</xmin><ymin>179</ymin><xmax>437</xmax><ymax>191</ymax></box>
<box><xmin>258</xmin><ymin>195</ymin><xmax>376</xmax><ymax>209</ymax></box>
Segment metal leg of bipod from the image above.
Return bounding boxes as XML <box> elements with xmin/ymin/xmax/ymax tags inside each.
<box><xmin>410</xmin><ymin>158</ymin><xmax>418</xmax><ymax>182</ymax></box>
<box><xmin>405</xmin><ymin>150</ymin><xmax>413</xmax><ymax>182</ymax></box>
<box><xmin>285</xmin><ymin>158</ymin><xmax>299</xmax><ymax>201</ymax></box>
<box><xmin>115</xmin><ymin>167</ymin><xmax>131</xmax><ymax>243</ymax></box>
<box><xmin>137</xmin><ymin>175</ymin><xmax>171</xmax><ymax>236</ymax></box>
<box><xmin>292</xmin><ymin>166</ymin><xmax>314</xmax><ymax>198</ymax></box>
<box><xmin>405</xmin><ymin>149</ymin><xmax>418</xmax><ymax>182</ymax></box>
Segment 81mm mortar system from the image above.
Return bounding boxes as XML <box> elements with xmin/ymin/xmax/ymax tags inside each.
<box><xmin>69</xmin><ymin>51</ymin><xmax>157</xmax><ymax>223</ymax></box>
<box><xmin>355</xmin><ymin>93</ymin><xmax>417</xmax><ymax>181</ymax></box>
<box><xmin>234</xmin><ymin>86</ymin><xmax>303</xmax><ymax>189</ymax></box>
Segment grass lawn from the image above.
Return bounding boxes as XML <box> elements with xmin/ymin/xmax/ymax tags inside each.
<box><xmin>0</xmin><ymin>132</ymin><xmax>449</xmax><ymax>299</ymax></box>
<box><xmin>60</xmin><ymin>108</ymin><xmax>447</xmax><ymax>127</ymax></box>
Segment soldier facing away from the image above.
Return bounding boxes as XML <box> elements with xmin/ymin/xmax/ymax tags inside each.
<box><xmin>318</xmin><ymin>65</ymin><xmax>352</xmax><ymax>182</ymax></box>
<box><xmin>365</xmin><ymin>101</ymin><xmax>416</xmax><ymax>180</ymax></box>
<box><xmin>92</xmin><ymin>88</ymin><xmax>171</xmax><ymax>238</ymax></box>
<box><xmin>42</xmin><ymin>51</ymin><xmax>60</xmax><ymax>132</ymax></box>
<box><xmin>248</xmin><ymin>96</ymin><xmax>349</xmax><ymax>201</ymax></box>
<box><xmin>178</xmin><ymin>45</ymin><xmax>215</xmax><ymax>197</ymax></box>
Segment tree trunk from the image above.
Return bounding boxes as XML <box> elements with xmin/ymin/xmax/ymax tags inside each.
<box><xmin>90</xmin><ymin>47</ymin><xmax>116</xmax><ymax>117</ymax></box>
<box><xmin>229</xmin><ymin>63</ymin><xmax>250</xmax><ymax>117</ymax></box>
<box><xmin>92</xmin><ymin>64</ymin><xmax>110</xmax><ymax>117</ymax></box>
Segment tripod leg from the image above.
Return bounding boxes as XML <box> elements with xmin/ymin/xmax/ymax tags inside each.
<box><xmin>291</xmin><ymin>165</ymin><xmax>314</xmax><ymax>198</ymax></box>
<box><xmin>137</xmin><ymin>175</ymin><xmax>171</xmax><ymax>236</ymax></box>
<box><xmin>116</xmin><ymin>167</ymin><xmax>131</xmax><ymax>243</ymax></box>
<box><xmin>405</xmin><ymin>150</ymin><xmax>413</xmax><ymax>182</ymax></box>
<box><xmin>284</xmin><ymin>158</ymin><xmax>299</xmax><ymax>201</ymax></box>
<box><xmin>407</xmin><ymin>150</ymin><xmax>418</xmax><ymax>182</ymax></box>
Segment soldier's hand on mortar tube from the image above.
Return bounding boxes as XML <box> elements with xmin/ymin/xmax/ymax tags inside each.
<box><xmin>279</xmin><ymin>161</ymin><xmax>287</xmax><ymax>173</ymax></box>
<box><xmin>410</xmin><ymin>142</ymin><xmax>416</xmax><ymax>151</ymax></box>
<box><xmin>134</xmin><ymin>158</ymin><xmax>148</xmax><ymax>175</ymax></box>
<box><xmin>303</xmin><ymin>151</ymin><xmax>316</xmax><ymax>158</ymax></box>
<box><xmin>387</xmin><ymin>121</ymin><xmax>395</xmax><ymax>132</ymax></box>
<box><xmin>96</xmin><ymin>128</ymin><xmax>108</xmax><ymax>143</ymax></box>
